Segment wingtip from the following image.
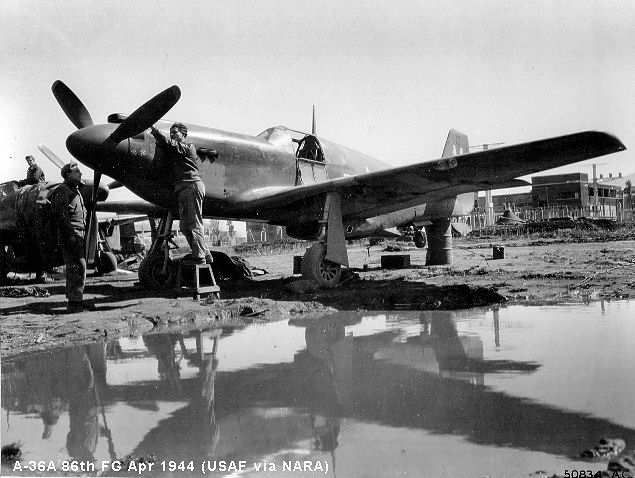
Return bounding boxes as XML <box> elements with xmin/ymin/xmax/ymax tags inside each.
<box><xmin>169</xmin><ymin>85</ymin><xmax>181</xmax><ymax>101</ymax></box>
<box><xmin>582</xmin><ymin>130</ymin><xmax>627</xmax><ymax>153</ymax></box>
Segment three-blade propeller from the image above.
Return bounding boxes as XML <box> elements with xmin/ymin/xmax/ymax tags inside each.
<box><xmin>52</xmin><ymin>80</ymin><xmax>181</xmax><ymax>264</ymax></box>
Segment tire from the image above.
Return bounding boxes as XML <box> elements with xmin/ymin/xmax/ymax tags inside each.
<box><xmin>138</xmin><ymin>251</ymin><xmax>175</xmax><ymax>289</ymax></box>
<box><xmin>301</xmin><ymin>243</ymin><xmax>342</xmax><ymax>288</ymax></box>
<box><xmin>0</xmin><ymin>242</ymin><xmax>8</xmax><ymax>285</ymax></box>
<box><xmin>414</xmin><ymin>230</ymin><xmax>427</xmax><ymax>249</ymax></box>
<box><xmin>96</xmin><ymin>251</ymin><xmax>118</xmax><ymax>274</ymax></box>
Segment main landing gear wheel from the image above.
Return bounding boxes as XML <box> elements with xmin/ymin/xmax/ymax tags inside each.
<box><xmin>301</xmin><ymin>242</ymin><xmax>342</xmax><ymax>288</ymax></box>
<box><xmin>138</xmin><ymin>251</ymin><xmax>175</xmax><ymax>289</ymax></box>
<box><xmin>96</xmin><ymin>251</ymin><xmax>118</xmax><ymax>274</ymax></box>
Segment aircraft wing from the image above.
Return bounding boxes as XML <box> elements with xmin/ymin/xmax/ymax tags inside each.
<box><xmin>236</xmin><ymin>131</ymin><xmax>625</xmax><ymax>219</ymax></box>
<box><xmin>95</xmin><ymin>200</ymin><xmax>166</xmax><ymax>216</ymax></box>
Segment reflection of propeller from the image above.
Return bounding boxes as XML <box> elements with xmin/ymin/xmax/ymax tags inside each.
<box><xmin>38</xmin><ymin>144</ymin><xmax>66</xmax><ymax>169</ymax></box>
<box><xmin>108</xmin><ymin>85</ymin><xmax>181</xmax><ymax>144</ymax></box>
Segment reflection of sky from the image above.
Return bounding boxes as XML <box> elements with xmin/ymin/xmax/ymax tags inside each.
<box><xmin>473</xmin><ymin>303</ymin><xmax>635</xmax><ymax>428</ymax></box>
<box><xmin>215</xmin><ymin>321</ymin><xmax>306</xmax><ymax>372</ymax></box>
<box><xmin>1</xmin><ymin>402</ymin><xmax>188</xmax><ymax>465</ymax></box>
<box><xmin>2</xmin><ymin>301</ymin><xmax>634</xmax><ymax>478</ymax></box>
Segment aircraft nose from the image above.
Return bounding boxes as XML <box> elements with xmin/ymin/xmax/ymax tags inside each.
<box><xmin>66</xmin><ymin>124</ymin><xmax>121</xmax><ymax>171</ymax></box>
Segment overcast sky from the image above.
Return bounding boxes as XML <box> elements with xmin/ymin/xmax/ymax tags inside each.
<box><xmin>1</xmin><ymin>0</ymin><xmax>633</xmax><ymax>200</ymax></box>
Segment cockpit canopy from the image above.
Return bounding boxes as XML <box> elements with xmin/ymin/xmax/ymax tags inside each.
<box><xmin>258</xmin><ymin>126</ymin><xmax>325</xmax><ymax>162</ymax></box>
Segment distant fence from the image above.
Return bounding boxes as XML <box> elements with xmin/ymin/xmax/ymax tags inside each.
<box><xmin>469</xmin><ymin>205</ymin><xmax>634</xmax><ymax>230</ymax></box>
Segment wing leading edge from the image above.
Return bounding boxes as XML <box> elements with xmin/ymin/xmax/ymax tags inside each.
<box><xmin>235</xmin><ymin>131</ymin><xmax>625</xmax><ymax>220</ymax></box>
<box><xmin>95</xmin><ymin>200</ymin><xmax>166</xmax><ymax>216</ymax></box>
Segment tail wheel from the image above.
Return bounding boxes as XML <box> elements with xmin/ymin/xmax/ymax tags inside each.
<box><xmin>414</xmin><ymin>229</ymin><xmax>427</xmax><ymax>249</ymax></box>
<box><xmin>138</xmin><ymin>251</ymin><xmax>175</xmax><ymax>289</ymax></box>
<box><xmin>301</xmin><ymin>242</ymin><xmax>341</xmax><ymax>288</ymax></box>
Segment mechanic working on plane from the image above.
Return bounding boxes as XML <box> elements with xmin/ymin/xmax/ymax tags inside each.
<box><xmin>51</xmin><ymin>162</ymin><xmax>94</xmax><ymax>313</ymax></box>
<box><xmin>24</xmin><ymin>155</ymin><xmax>45</xmax><ymax>185</ymax></box>
<box><xmin>150</xmin><ymin>122</ymin><xmax>211</xmax><ymax>265</ymax></box>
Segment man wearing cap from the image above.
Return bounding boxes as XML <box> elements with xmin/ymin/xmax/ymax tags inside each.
<box><xmin>51</xmin><ymin>163</ymin><xmax>93</xmax><ymax>313</ymax></box>
<box><xmin>150</xmin><ymin>122</ymin><xmax>211</xmax><ymax>265</ymax></box>
<box><xmin>25</xmin><ymin>155</ymin><xmax>45</xmax><ymax>185</ymax></box>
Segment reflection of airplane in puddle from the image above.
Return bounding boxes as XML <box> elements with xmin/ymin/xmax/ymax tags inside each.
<box><xmin>363</xmin><ymin>310</ymin><xmax>538</xmax><ymax>386</ymax></box>
<box><xmin>3</xmin><ymin>314</ymin><xmax>635</xmax><ymax>469</ymax></box>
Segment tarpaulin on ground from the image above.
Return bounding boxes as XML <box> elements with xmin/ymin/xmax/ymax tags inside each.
<box><xmin>0</xmin><ymin>181</ymin><xmax>63</xmax><ymax>268</ymax></box>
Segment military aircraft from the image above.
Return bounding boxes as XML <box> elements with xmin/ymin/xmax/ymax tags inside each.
<box><xmin>0</xmin><ymin>174</ymin><xmax>114</xmax><ymax>282</ymax></box>
<box><xmin>0</xmin><ymin>145</ymin><xmax>145</xmax><ymax>283</ymax></box>
<box><xmin>50</xmin><ymin>80</ymin><xmax>626</xmax><ymax>288</ymax></box>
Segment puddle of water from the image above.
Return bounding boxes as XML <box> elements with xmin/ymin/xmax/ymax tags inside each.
<box><xmin>1</xmin><ymin>301</ymin><xmax>634</xmax><ymax>477</ymax></box>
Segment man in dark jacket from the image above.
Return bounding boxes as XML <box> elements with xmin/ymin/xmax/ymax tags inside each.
<box><xmin>150</xmin><ymin>122</ymin><xmax>211</xmax><ymax>265</ymax></box>
<box><xmin>25</xmin><ymin>155</ymin><xmax>45</xmax><ymax>184</ymax></box>
<box><xmin>51</xmin><ymin>163</ymin><xmax>93</xmax><ymax>313</ymax></box>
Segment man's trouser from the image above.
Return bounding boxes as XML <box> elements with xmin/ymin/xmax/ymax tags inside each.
<box><xmin>61</xmin><ymin>241</ymin><xmax>86</xmax><ymax>302</ymax></box>
<box><xmin>176</xmin><ymin>180</ymin><xmax>209</xmax><ymax>260</ymax></box>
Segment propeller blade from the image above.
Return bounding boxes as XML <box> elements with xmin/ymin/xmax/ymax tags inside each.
<box><xmin>107</xmin><ymin>180</ymin><xmax>124</xmax><ymax>190</ymax></box>
<box><xmin>91</xmin><ymin>171</ymin><xmax>102</xmax><ymax>204</ymax></box>
<box><xmin>85</xmin><ymin>171</ymin><xmax>102</xmax><ymax>263</ymax></box>
<box><xmin>38</xmin><ymin>144</ymin><xmax>66</xmax><ymax>169</ymax></box>
<box><xmin>52</xmin><ymin>80</ymin><xmax>94</xmax><ymax>129</ymax></box>
<box><xmin>109</xmin><ymin>85</ymin><xmax>181</xmax><ymax>144</ymax></box>
<box><xmin>85</xmin><ymin>209</ymin><xmax>99</xmax><ymax>265</ymax></box>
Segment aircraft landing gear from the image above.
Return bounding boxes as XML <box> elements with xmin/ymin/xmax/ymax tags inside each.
<box><xmin>301</xmin><ymin>242</ymin><xmax>341</xmax><ymax>288</ymax></box>
<box><xmin>413</xmin><ymin>228</ymin><xmax>427</xmax><ymax>249</ymax></box>
<box><xmin>300</xmin><ymin>192</ymin><xmax>347</xmax><ymax>288</ymax></box>
<box><xmin>138</xmin><ymin>212</ymin><xmax>177</xmax><ymax>289</ymax></box>
<box><xmin>96</xmin><ymin>251</ymin><xmax>117</xmax><ymax>274</ymax></box>
<box><xmin>138</xmin><ymin>251</ymin><xmax>175</xmax><ymax>289</ymax></box>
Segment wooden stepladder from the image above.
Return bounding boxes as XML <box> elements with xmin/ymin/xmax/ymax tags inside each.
<box><xmin>175</xmin><ymin>262</ymin><xmax>221</xmax><ymax>301</ymax></box>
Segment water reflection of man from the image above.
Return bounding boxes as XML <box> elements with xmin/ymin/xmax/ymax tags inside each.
<box><xmin>199</xmin><ymin>330</ymin><xmax>221</xmax><ymax>456</ymax></box>
<box><xmin>65</xmin><ymin>343</ymin><xmax>108</xmax><ymax>462</ymax></box>
<box><xmin>15</xmin><ymin>349</ymin><xmax>67</xmax><ymax>440</ymax></box>
<box><xmin>40</xmin><ymin>401</ymin><xmax>63</xmax><ymax>439</ymax></box>
<box><xmin>302</xmin><ymin>315</ymin><xmax>353</xmax><ymax>453</ymax></box>
<box><xmin>143</xmin><ymin>334</ymin><xmax>183</xmax><ymax>394</ymax></box>
<box><xmin>311</xmin><ymin>415</ymin><xmax>340</xmax><ymax>452</ymax></box>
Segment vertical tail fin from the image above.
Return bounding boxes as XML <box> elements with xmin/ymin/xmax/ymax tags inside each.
<box><xmin>442</xmin><ymin>129</ymin><xmax>469</xmax><ymax>158</ymax></box>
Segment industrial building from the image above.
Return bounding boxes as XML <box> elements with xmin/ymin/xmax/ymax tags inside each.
<box><xmin>476</xmin><ymin>172</ymin><xmax>628</xmax><ymax>222</ymax></box>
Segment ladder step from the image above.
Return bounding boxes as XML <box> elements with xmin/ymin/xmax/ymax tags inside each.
<box><xmin>175</xmin><ymin>262</ymin><xmax>221</xmax><ymax>300</ymax></box>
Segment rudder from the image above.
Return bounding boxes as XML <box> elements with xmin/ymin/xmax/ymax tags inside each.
<box><xmin>442</xmin><ymin>129</ymin><xmax>469</xmax><ymax>158</ymax></box>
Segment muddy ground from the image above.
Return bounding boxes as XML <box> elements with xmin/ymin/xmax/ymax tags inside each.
<box><xmin>1</xmin><ymin>230</ymin><xmax>634</xmax><ymax>359</ymax></box>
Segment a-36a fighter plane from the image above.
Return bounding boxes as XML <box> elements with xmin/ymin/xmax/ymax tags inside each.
<box><xmin>51</xmin><ymin>80</ymin><xmax>626</xmax><ymax>288</ymax></box>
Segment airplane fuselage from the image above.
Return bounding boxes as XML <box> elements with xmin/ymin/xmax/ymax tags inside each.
<box><xmin>66</xmin><ymin>120</ymin><xmax>473</xmax><ymax>240</ymax></box>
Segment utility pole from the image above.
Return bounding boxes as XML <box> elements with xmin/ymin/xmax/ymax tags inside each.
<box><xmin>592</xmin><ymin>163</ymin><xmax>599</xmax><ymax>218</ymax></box>
<box><xmin>471</xmin><ymin>142</ymin><xmax>505</xmax><ymax>227</ymax></box>
<box><xmin>484</xmin><ymin>143</ymin><xmax>494</xmax><ymax>226</ymax></box>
